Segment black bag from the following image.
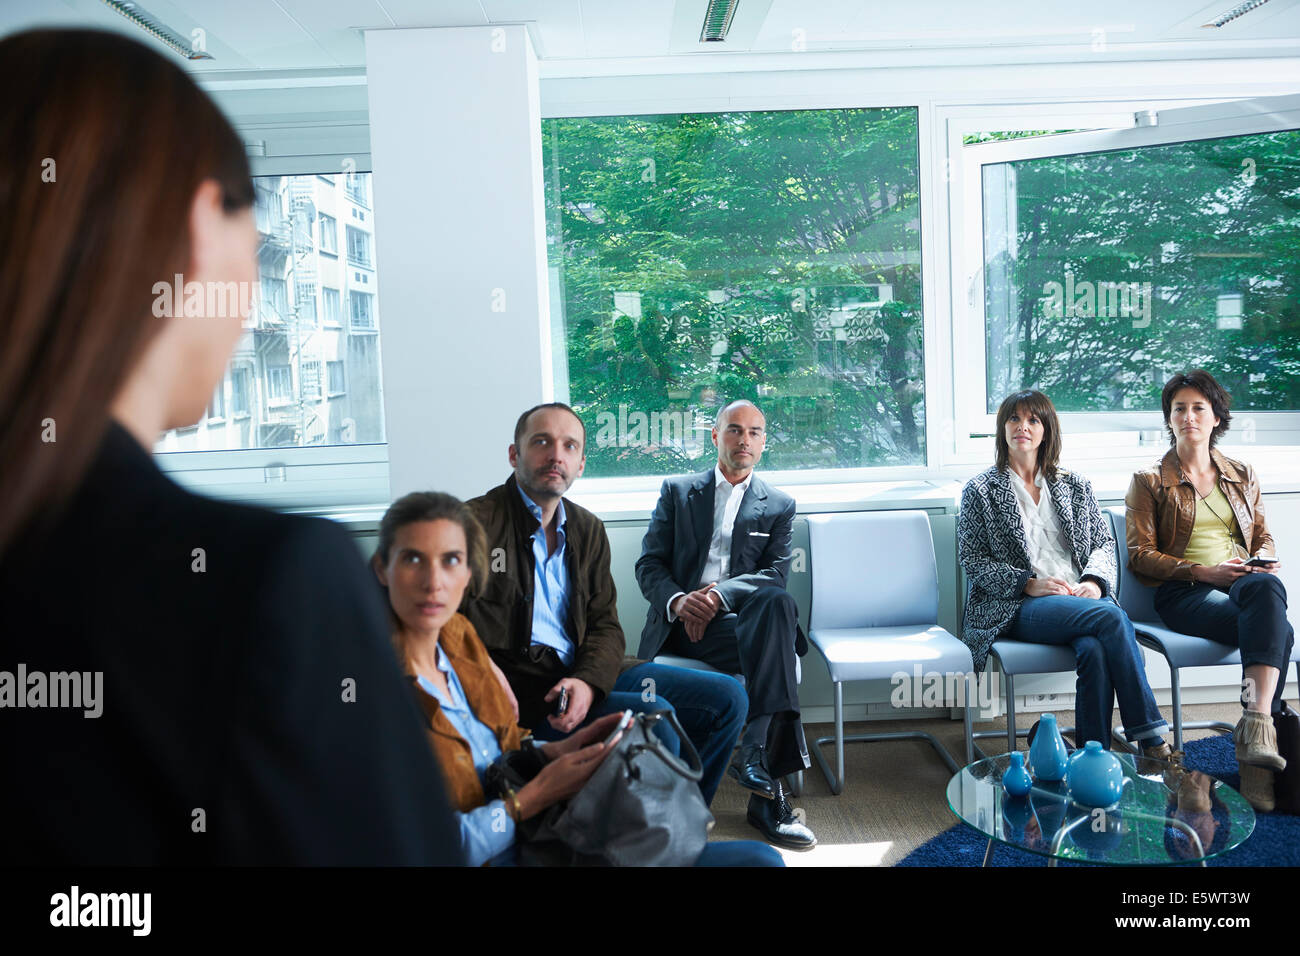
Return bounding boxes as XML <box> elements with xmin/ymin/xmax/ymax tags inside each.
<box><xmin>488</xmin><ymin>710</ymin><xmax>714</xmax><ymax>866</ymax></box>
<box><xmin>1271</xmin><ymin>703</ymin><xmax>1300</xmax><ymax>814</ymax></box>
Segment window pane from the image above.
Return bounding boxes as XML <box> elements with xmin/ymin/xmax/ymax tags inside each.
<box><xmin>157</xmin><ymin>173</ymin><xmax>386</xmax><ymax>451</ymax></box>
<box><xmin>982</xmin><ymin>128</ymin><xmax>1300</xmax><ymax>412</ymax></box>
<box><xmin>543</xmin><ymin>108</ymin><xmax>924</xmax><ymax>477</ymax></box>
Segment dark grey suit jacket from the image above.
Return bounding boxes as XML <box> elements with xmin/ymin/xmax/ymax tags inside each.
<box><xmin>634</xmin><ymin>468</ymin><xmax>804</xmax><ymax>660</ymax></box>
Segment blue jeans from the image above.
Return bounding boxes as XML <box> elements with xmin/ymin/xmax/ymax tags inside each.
<box><xmin>531</xmin><ymin>662</ymin><xmax>747</xmax><ymax>807</ymax></box>
<box><xmin>491</xmin><ymin>839</ymin><xmax>783</xmax><ymax>867</ymax></box>
<box><xmin>695</xmin><ymin>841</ymin><xmax>784</xmax><ymax>866</ymax></box>
<box><xmin>1010</xmin><ymin>595</ymin><xmax>1168</xmax><ymax>748</ymax></box>
<box><xmin>1154</xmin><ymin>573</ymin><xmax>1295</xmax><ymax>714</ymax></box>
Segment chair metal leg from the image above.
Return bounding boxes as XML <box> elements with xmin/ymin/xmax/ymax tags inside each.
<box><xmin>964</xmin><ymin>673</ymin><xmax>975</xmax><ymax>766</ymax></box>
<box><xmin>809</xmin><ymin>681</ymin><xmax>847</xmax><ymax>795</ymax></box>
<box><xmin>1112</xmin><ymin>726</ymin><xmax>1138</xmax><ymax>753</ymax></box>
<box><xmin>1006</xmin><ymin>673</ymin><xmax>1017</xmax><ymax>753</ymax></box>
<box><xmin>835</xmin><ymin>681</ymin><xmax>845</xmax><ymax>790</ymax></box>
<box><xmin>810</xmin><ymin>680</ymin><xmax>965</xmax><ymax>794</ymax></box>
<box><xmin>1170</xmin><ymin>664</ymin><xmax>1184</xmax><ymax>751</ymax></box>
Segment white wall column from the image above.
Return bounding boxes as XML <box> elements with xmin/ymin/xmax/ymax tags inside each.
<box><xmin>365</xmin><ymin>26</ymin><xmax>553</xmax><ymax>500</ymax></box>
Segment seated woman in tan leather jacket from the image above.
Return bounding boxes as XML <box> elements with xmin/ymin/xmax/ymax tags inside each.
<box><xmin>1125</xmin><ymin>370</ymin><xmax>1294</xmax><ymax>812</ymax></box>
<box><xmin>370</xmin><ymin>490</ymin><xmax>782</xmax><ymax>867</ymax></box>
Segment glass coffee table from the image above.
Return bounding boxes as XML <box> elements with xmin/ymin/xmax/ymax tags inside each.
<box><xmin>946</xmin><ymin>751</ymin><xmax>1254</xmax><ymax>866</ymax></box>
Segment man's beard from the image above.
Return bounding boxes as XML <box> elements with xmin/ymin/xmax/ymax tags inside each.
<box><xmin>519</xmin><ymin>466</ymin><xmax>570</xmax><ymax>500</ymax></box>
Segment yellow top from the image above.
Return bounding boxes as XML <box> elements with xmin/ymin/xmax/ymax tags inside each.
<box><xmin>1182</xmin><ymin>483</ymin><xmax>1245</xmax><ymax>568</ymax></box>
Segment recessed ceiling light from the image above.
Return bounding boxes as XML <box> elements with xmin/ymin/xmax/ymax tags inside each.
<box><xmin>1201</xmin><ymin>0</ymin><xmax>1270</xmax><ymax>28</ymax></box>
<box><xmin>98</xmin><ymin>0</ymin><xmax>213</xmax><ymax>60</ymax></box>
<box><xmin>700</xmin><ymin>0</ymin><xmax>740</xmax><ymax>43</ymax></box>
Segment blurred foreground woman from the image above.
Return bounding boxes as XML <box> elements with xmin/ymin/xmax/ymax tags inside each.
<box><xmin>0</xmin><ymin>29</ymin><xmax>460</xmax><ymax>864</ymax></box>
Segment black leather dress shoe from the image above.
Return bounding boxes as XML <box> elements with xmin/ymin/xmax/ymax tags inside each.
<box><xmin>728</xmin><ymin>743</ymin><xmax>775</xmax><ymax>799</ymax></box>
<box><xmin>746</xmin><ymin>782</ymin><xmax>816</xmax><ymax>850</ymax></box>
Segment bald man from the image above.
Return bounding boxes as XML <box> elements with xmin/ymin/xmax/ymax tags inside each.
<box><xmin>635</xmin><ymin>400</ymin><xmax>815</xmax><ymax>850</ymax></box>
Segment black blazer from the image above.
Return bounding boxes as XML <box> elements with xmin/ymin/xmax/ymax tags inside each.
<box><xmin>634</xmin><ymin>468</ymin><xmax>805</xmax><ymax>660</ymax></box>
<box><xmin>0</xmin><ymin>421</ymin><xmax>462</xmax><ymax>865</ymax></box>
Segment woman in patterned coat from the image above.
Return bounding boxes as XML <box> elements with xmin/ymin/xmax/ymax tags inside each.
<box><xmin>958</xmin><ymin>389</ymin><xmax>1174</xmax><ymax>761</ymax></box>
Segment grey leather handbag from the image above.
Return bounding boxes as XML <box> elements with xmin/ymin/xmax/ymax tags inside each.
<box><xmin>519</xmin><ymin>709</ymin><xmax>714</xmax><ymax>867</ymax></box>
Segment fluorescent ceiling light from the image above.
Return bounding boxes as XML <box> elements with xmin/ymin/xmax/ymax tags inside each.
<box><xmin>1202</xmin><ymin>0</ymin><xmax>1271</xmax><ymax>28</ymax></box>
<box><xmin>98</xmin><ymin>0</ymin><xmax>213</xmax><ymax>60</ymax></box>
<box><xmin>700</xmin><ymin>0</ymin><xmax>740</xmax><ymax>42</ymax></box>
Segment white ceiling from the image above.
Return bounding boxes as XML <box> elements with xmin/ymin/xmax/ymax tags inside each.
<box><xmin>3</xmin><ymin>0</ymin><xmax>1300</xmax><ymax>76</ymax></box>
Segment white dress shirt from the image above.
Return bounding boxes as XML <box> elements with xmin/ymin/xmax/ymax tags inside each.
<box><xmin>667</xmin><ymin>466</ymin><xmax>752</xmax><ymax>620</ymax></box>
<box><xmin>1010</xmin><ymin>469</ymin><xmax>1080</xmax><ymax>586</ymax></box>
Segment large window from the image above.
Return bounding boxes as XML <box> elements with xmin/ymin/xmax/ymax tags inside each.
<box><xmin>157</xmin><ymin>172</ymin><xmax>387</xmax><ymax>456</ymax></box>
<box><xmin>982</xmin><ymin>128</ymin><xmax>1300</xmax><ymax>415</ymax></box>
<box><xmin>955</xmin><ymin>95</ymin><xmax>1300</xmax><ymax>447</ymax></box>
<box><xmin>543</xmin><ymin>107</ymin><xmax>924</xmax><ymax>478</ymax></box>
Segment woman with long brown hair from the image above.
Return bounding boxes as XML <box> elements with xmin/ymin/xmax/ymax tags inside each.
<box><xmin>0</xmin><ymin>29</ymin><xmax>459</xmax><ymax>864</ymax></box>
<box><xmin>958</xmin><ymin>390</ymin><xmax>1173</xmax><ymax>763</ymax></box>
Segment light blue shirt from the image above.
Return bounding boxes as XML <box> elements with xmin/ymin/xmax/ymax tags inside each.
<box><xmin>516</xmin><ymin>485</ymin><xmax>576</xmax><ymax>667</ymax></box>
<box><xmin>416</xmin><ymin>646</ymin><xmax>516</xmax><ymax>867</ymax></box>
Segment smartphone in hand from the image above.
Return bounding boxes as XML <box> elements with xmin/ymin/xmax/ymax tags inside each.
<box><xmin>602</xmin><ymin>709</ymin><xmax>636</xmax><ymax>748</ymax></box>
<box><xmin>1246</xmin><ymin>556</ymin><xmax>1278</xmax><ymax>568</ymax></box>
<box><xmin>554</xmin><ymin>685</ymin><xmax>569</xmax><ymax>716</ymax></box>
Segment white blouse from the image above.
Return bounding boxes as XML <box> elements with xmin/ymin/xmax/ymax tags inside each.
<box><xmin>1010</xmin><ymin>470</ymin><xmax>1080</xmax><ymax>586</ymax></box>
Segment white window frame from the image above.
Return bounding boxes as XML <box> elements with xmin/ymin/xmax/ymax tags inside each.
<box><xmin>946</xmin><ymin>94</ymin><xmax>1300</xmax><ymax>470</ymax></box>
<box><xmin>327</xmin><ymin>359</ymin><xmax>347</xmax><ymax>397</ymax></box>
<box><xmin>266</xmin><ymin>365</ymin><xmax>293</xmax><ymax>406</ymax></box>
<box><xmin>349</xmin><ymin>290</ymin><xmax>376</xmax><ymax>331</ymax></box>
<box><xmin>322</xmin><ymin>286</ymin><xmax>342</xmax><ymax>327</ymax></box>
<box><xmin>155</xmin><ymin>155</ymin><xmax>390</xmax><ymax>509</ymax></box>
<box><xmin>318</xmin><ymin>212</ymin><xmax>338</xmax><ymax>255</ymax></box>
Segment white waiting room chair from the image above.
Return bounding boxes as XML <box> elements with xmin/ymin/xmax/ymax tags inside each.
<box><xmin>805</xmin><ymin>510</ymin><xmax>975</xmax><ymax>795</ymax></box>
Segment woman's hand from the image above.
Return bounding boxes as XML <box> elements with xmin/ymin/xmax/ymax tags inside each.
<box><xmin>487</xmin><ymin>657</ymin><xmax>519</xmax><ymax>722</ymax></box>
<box><xmin>515</xmin><ymin>737</ymin><xmax>620</xmax><ymax>819</ymax></box>
<box><xmin>1251</xmin><ymin>556</ymin><xmax>1283</xmax><ymax>575</ymax></box>
<box><xmin>1070</xmin><ymin>580</ymin><xmax>1102</xmax><ymax>600</ymax></box>
<box><xmin>1024</xmin><ymin>576</ymin><xmax>1072</xmax><ymax>597</ymax></box>
<box><xmin>538</xmin><ymin>711</ymin><xmax>625</xmax><ymax>761</ymax></box>
<box><xmin>1192</xmin><ymin>559</ymin><xmax>1252</xmax><ymax>588</ymax></box>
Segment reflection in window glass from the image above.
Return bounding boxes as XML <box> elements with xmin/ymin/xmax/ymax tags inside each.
<box><xmin>157</xmin><ymin>173</ymin><xmax>386</xmax><ymax>451</ymax></box>
<box><xmin>543</xmin><ymin>108</ymin><xmax>924</xmax><ymax>477</ymax></box>
<box><xmin>983</xmin><ymin>129</ymin><xmax>1300</xmax><ymax>413</ymax></box>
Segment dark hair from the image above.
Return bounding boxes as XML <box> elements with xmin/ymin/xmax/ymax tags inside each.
<box><xmin>512</xmin><ymin>402</ymin><xmax>586</xmax><ymax>452</ymax></box>
<box><xmin>374</xmin><ymin>492</ymin><xmax>489</xmax><ymax>642</ymax></box>
<box><xmin>1161</xmin><ymin>370</ymin><xmax>1232</xmax><ymax>447</ymax></box>
<box><xmin>994</xmin><ymin>390</ymin><xmax>1063</xmax><ymax>482</ymax></box>
<box><xmin>0</xmin><ymin>29</ymin><xmax>254</xmax><ymax>558</ymax></box>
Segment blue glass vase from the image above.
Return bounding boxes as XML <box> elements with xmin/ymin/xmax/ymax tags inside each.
<box><xmin>1028</xmin><ymin>713</ymin><xmax>1069</xmax><ymax>782</ymax></box>
<box><xmin>1066</xmin><ymin>740</ymin><xmax>1125</xmax><ymax>809</ymax></box>
<box><xmin>1001</xmin><ymin>752</ymin><xmax>1033</xmax><ymax>796</ymax></box>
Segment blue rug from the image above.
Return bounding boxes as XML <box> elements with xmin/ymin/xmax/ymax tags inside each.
<box><xmin>900</xmin><ymin>735</ymin><xmax>1300</xmax><ymax>866</ymax></box>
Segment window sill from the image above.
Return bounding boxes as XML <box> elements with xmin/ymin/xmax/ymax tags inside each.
<box><xmin>299</xmin><ymin>444</ymin><xmax>1300</xmax><ymax>532</ymax></box>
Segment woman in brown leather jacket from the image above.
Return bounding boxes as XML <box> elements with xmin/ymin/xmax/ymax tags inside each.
<box><xmin>1125</xmin><ymin>370</ymin><xmax>1293</xmax><ymax>811</ymax></box>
